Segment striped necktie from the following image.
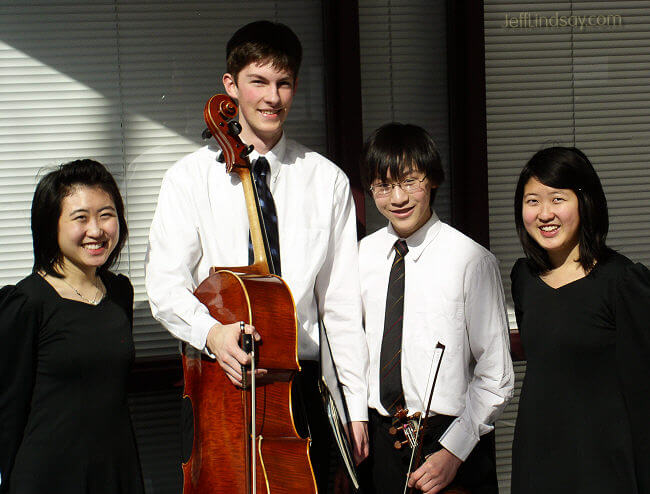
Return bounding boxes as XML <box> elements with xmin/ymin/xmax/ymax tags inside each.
<box><xmin>379</xmin><ymin>239</ymin><xmax>408</xmax><ymax>414</ymax></box>
<box><xmin>248</xmin><ymin>156</ymin><xmax>281</xmax><ymax>275</ymax></box>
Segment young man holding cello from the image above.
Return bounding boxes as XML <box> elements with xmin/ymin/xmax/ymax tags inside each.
<box><xmin>358</xmin><ymin>123</ymin><xmax>514</xmax><ymax>493</ymax></box>
<box><xmin>145</xmin><ymin>21</ymin><xmax>368</xmax><ymax>491</ymax></box>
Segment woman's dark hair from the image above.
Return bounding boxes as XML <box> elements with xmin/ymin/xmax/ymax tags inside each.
<box><xmin>361</xmin><ymin>122</ymin><xmax>444</xmax><ymax>205</ymax></box>
<box><xmin>514</xmin><ymin>146</ymin><xmax>613</xmax><ymax>273</ymax></box>
<box><xmin>32</xmin><ymin>159</ymin><xmax>128</xmax><ymax>277</ymax></box>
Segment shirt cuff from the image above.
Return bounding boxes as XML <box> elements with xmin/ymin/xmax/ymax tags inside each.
<box><xmin>343</xmin><ymin>391</ymin><xmax>368</xmax><ymax>422</ymax></box>
<box><xmin>191</xmin><ymin>310</ymin><xmax>218</xmax><ymax>357</ymax></box>
<box><xmin>438</xmin><ymin>416</ymin><xmax>487</xmax><ymax>462</ymax></box>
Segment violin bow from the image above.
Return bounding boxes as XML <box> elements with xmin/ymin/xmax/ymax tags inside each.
<box><xmin>403</xmin><ymin>342</ymin><xmax>446</xmax><ymax>494</ymax></box>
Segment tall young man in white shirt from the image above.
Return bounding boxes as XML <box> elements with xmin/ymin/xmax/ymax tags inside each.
<box><xmin>145</xmin><ymin>21</ymin><xmax>369</xmax><ymax>490</ymax></box>
<box><xmin>358</xmin><ymin>123</ymin><xmax>514</xmax><ymax>494</ymax></box>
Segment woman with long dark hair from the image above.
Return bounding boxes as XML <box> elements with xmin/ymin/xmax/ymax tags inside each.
<box><xmin>0</xmin><ymin>159</ymin><xmax>143</xmax><ymax>493</ymax></box>
<box><xmin>510</xmin><ymin>147</ymin><xmax>650</xmax><ymax>493</ymax></box>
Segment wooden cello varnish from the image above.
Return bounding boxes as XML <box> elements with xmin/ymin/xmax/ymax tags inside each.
<box><xmin>181</xmin><ymin>94</ymin><xmax>318</xmax><ymax>494</ymax></box>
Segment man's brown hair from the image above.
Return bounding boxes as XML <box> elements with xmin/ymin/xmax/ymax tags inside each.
<box><xmin>226</xmin><ymin>20</ymin><xmax>302</xmax><ymax>83</ymax></box>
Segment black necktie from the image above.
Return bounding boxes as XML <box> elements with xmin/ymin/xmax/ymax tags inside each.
<box><xmin>248</xmin><ymin>156</ymin><xmax>281</xmax><ymax>275</ymax></box>
<box><xmin>379</xmin><ymin>239</ymin><xmax>408</xmax><ymax>414</ymax></box>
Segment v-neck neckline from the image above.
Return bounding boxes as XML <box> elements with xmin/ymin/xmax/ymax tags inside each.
<box><xmin>534</xmin><ymin>262</ymin><xmax>599</xmax><ymax>291</ymax></box>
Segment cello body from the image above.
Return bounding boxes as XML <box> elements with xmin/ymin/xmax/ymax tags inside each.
<box><xmin>182</xmin><ymin>270</ymin><xmax>317</xmax><ymax>493</ymax></box>
<box><xmin>180</xmin><ymin>94</ymin><xmax>318</xmax><ymax>494</ymax></box>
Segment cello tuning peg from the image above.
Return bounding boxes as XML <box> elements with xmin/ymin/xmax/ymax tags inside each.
<box><xmin>228</xmin><ymin>120</ymin><xmax>242</xmax><ymax>136</ymax></box>
<box><xmin>393</xmin><ymin>439</ymin><xmax>409</xmax><ymax>450</ymax></box>
<box><xmin>201</xmin><ymin>128</ymin><xmax>212</xmax><ymax>140</ymax></box>
<box><xmin>239</xmin><ymin>144</ymin><xmax>254</xmax><ymax>159</ymax></box>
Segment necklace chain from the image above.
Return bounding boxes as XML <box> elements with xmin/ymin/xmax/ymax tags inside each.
<box><xmin>61</xmin><ymin>277</ymin><xmax>102</xmax><ymax>305</ymax></box>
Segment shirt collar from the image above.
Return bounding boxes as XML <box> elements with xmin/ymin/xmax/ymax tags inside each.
<box><xmin>248</xmin><ymin>133</ymin><xmax>287</xmax><ymax>182</ymax></box>
<box><xmin>385</xmin><ymin>210</ymin><xmax>442</xmax><ymax>262</ymax></box>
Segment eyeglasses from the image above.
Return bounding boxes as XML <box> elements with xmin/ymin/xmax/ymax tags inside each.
<box><xmin>369</xmin><ymin>177</ymin><xmax>427</xmax><ymax>197</ymax></box>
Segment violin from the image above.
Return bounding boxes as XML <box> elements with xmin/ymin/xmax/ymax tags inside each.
<box><xmin>180</xmin><ymin>94</ymin><xmax>317</xmax><ymax>494</ymax></box>
<box><xmin>388</xmin><ymin>342</ymin><xmax>470</xmax><ymax>494</ymax></box>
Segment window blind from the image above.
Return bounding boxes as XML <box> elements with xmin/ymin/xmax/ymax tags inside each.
<box><xmin>0</xmin><ymin>0</ymin><xmax>327</xmax><ymax>358</ymax></box>
<box><xmin>358</xmin><ymin>0</ymin><xmax>451</xmax><ymax>232</ymax></box>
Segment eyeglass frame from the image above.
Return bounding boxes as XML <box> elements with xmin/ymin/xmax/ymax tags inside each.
<box><xmin>369</xmin><ymin>176</ymin><xmax>428</xmax><ymax>197</ymax></box>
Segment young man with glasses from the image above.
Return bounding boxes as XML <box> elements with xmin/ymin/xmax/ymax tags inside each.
<box><xmin>145</xmin><ymin>20</ymin><xmax>368</xmax><ymax>491</ymax></box>
<box><xmin>358</xmin><ymin>123</ymin><xmax>514</xmax><ymax>494</ymax></box>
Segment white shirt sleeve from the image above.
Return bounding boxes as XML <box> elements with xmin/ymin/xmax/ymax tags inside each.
<box><xmin>145</xmin><ymin>167</ymin><xmax>217</xmax><ymax>353</ymax></box>
<box><xmin>314</xmin><ymin>174</ymin><xmax>369</xmax><ymax>422</ymax></box>
<box><xmin>438</xmin><ymin>254</ymin><xmax>515</xmax><ymax>461</ymax></box>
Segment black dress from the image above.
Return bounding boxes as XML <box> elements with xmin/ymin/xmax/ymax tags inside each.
<box><xmin>0</xmin><ymin>272</ymin><xmax>144</xmax><ymax>494</ymax></box>
<box><xmin>510</xmin><ymin>253</ymin><xmax>650</xmax><ymax>494</ymax></box>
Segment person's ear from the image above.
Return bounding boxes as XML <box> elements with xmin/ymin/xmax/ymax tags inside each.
<box><xmin>222</xmin><ymin>73</ymin><xmax>238</xmax><ymax>100</ymax></box>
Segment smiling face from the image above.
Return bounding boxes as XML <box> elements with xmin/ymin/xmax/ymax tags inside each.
<box><xmin>522</xmin><ymin>177</ymin><xmax>581</xmax><ymax>265</ymax></box>
<box><xmin>372</xmin><ymin>169</ymin><xmax>435</xmax><ymax>238</ymax></box>
<box><xmin>57</xmin><ymin>185</ymin><xmax>119</xmax><ymax>276</ymax></box>
<box><xmin>223</xmin><ymin>60</ymin><xmax>296</xmax><ymax>152</ymax></box>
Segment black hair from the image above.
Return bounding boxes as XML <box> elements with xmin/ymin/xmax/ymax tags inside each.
<box><xmin>32</xmin><ymin>159</ymin><xmax>128</xmax><ymax>277</ymax></box>
<box><xmin>514</xmin><ymin>146</ymin><xmax>613</xmax><ymax>273</ymax></box>
<box><xmin>226</xmin><ymin>20</ymin><xmax>302</xmax><ymax>82</ymax></box>
<box><xmin>360</xmin><ymin>122</ymin><xmax>444</xmax><ymax>205</ymax></box>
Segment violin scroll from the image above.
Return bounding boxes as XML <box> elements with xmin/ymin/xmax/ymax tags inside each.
<box><xmin>390</xmin><ymin>408</ymin><xmax>423</xmax><ymax>451</ymax></box>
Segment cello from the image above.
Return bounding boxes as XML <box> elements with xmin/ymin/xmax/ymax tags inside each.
<box><xmin>181</xmin><ymin>94</ymin><xmax>318</xmax><ymax>494</ymax></box>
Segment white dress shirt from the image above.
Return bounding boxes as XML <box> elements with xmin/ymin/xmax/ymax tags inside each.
<box><xmin>359</xmin><ymin>212</ymin><xmax>514</xmax><ymax>460</ymax></box>
<box><xmin>145</xmin><ymin>133</ymin><xmax>369</xmax><ymax>420</ymax></box>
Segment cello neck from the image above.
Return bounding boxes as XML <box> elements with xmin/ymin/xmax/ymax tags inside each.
<box><xmin>236</xmin><ymin>165</ymin><xmax>274</xmax><ymax>276</ymax></box>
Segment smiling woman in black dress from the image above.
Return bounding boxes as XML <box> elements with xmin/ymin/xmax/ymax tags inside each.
<box><xmin>0</xmin><ymin>160</ymin><xmax>143</xmax><ymax>494</ymax></box>
<box><xmin>510</xmin><ymin>147</ymin><xmax>650</xmax><ymax>494</ymax></box>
